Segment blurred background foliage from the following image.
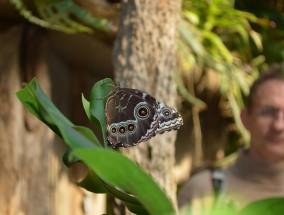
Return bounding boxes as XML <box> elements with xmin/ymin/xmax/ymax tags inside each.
<box><xmin>177</xmin><ymin>0</ymin><xmax>284</xmax><ymax>166</ymax></box>
<box><xmin>9</xmin><ymin>0</ymin><xmax>117</xmax><ymax>33</ymax></box>
<box><xmin>9</xmin><ymin>0</ymin><xmax>284</xmax><ymax>166</ymax></box>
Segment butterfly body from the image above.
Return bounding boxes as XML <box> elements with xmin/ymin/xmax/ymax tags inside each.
<box><xmin>105</xmin><ymin>86</ymin><xmax>183</xmax><ymax>148</ymax></box>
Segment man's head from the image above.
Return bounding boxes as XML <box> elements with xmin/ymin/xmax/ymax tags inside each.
<box><xmin>241</xmin><ymin>64</ymin><xmax>284</xmax><ymax>162</ymax></box>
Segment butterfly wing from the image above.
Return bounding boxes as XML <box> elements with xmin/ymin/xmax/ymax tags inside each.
<box><xmin>105</xmin><ymin>88</ymin><xmax>159</xmax><ymax>148</ymax></box>
<box><xmin>155</xmin><ymin>102</ymin><xmax>183</xmax><ymax>134</ymax></box>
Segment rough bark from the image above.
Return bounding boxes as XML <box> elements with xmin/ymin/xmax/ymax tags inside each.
<box><xmin>113</xmin><ymin>0</ymin><xmax>181</xmax><ymax>208</ymax></box>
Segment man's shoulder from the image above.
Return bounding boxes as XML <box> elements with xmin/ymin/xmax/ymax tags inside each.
<box><xmin>178</xmin><ymin>169</ymin><xmax>214</xmax><ymax>207</ymax></box>
<box><xmin>183</xmin><ymin>169</ymin><xmax>213</xmax><ymax>191</ymax></box>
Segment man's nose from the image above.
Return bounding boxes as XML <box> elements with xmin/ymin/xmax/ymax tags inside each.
<box><xmin>272</xmin><ymin>112</ymin><xmax>284</xmax><ymax>130</ymax></box>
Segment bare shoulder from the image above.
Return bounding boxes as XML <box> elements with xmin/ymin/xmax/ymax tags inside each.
<box><xmin>178</xmin><ymin>169</ymin><xmax>214</xmax><ymax>207</ymax></box>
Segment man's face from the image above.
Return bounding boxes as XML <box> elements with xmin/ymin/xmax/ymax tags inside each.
<box><xmin>241</xmin><ymin>79</ymin><xmax>284</xmax><ymax>162</ymax></box>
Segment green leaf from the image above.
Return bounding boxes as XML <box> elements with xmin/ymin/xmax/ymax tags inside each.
<box><xmin>238</xmin><ymin>198</ymin><xmax>284</xmax><ymax>215</ymax></box>
<box><xmin>17</xmin><ymin>78</ymin><xmax>175</xmax><ymax>214</ymax></box>
<box><xmin>202</xmin><ymin>31</ymin><xmax>233</xmax><ymax>63</ymax></box>
<box><xmin>62</xmin><ymin>148</ymin><xmax>81</xmax><ymax>167</ymax></box>
<box><xmin>77</xmin><ymin>167</ymin><xmax>147</xmax><ymax>209</ymax></box>
<box><xmin>16</xmin><ymin>78</ymin><xmax>72</xmax><ymax>132</ymax></box>
<box><xmin>16</xmin><ymin>78</ymin><xmax>98</xmax><ymax>149</ymax></box>
<box><xmin>73</xmin><ymin>148</ymin><xmax>176</xmax><ymax>215</ymax></box>
<box><xmin>10</xmin><ymin>0</ymin><xmax>114</xmax><ymax>34</ymax></box>
<box><xmin>82</xmin><ymin>94</ymin><xmax>91</xmax><ymax>120</ymax></box>
<box><xmin>249</xmin><ymin>30</ymin><xmax>263</xmax><ymax>51</ymax></box>
<box><xmin>73</xmin><ymin>125</ymin><xmax>101</xmax><ymax>147</ymax></box>
<box><xmin>77</xmin><ymin>169</ymin><xmax>107</xmax><ymax>193</ymax></box>
<box><xmin>123</xmin><ymin>202</ymin><xmax>150</xmax><ymax>215</ymax></box>
<box><xmin>102</xmin><ymin>181</ymin><xmax>149</xmax><ymax>214</ymax></box>
<box><xmin>179</xmin><ymin>21</ymin><xmax>204</xmax><ymax>56</ymax></box>
<box><xmin>89</xmin><ymin>78</ymin><xmax>115</xmax><ymax>147</ymax></box>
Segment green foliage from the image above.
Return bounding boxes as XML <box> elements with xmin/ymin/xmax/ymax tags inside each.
<box><xmin>9</xmin><ymin>0</ymin><xmax>114</xmax><ymax>33</ymax></box>
<box><xmin>177</xmin><ymin>0</ymin><xmax>284</xmax><ymax>168</ymax></box>
<box><xmin>180</xmin><ymin>197</ymin><xmax>284</xmax><ymax>215</ymax></box>
<box><xmin>16</xmin><ymin>78</ymin><xmax>175</xmax><ymax>215</ymax></box>
<box><xmin>238</xmin><ymin>198</ymin><xmax>284</xmax><ymax>215</ymax></box>
<box><xmin>178</xmin><ymin>0</ymin><xmax>266</xmax><ymax>159</ymax></box>
<box><xmin>235</xmin><ymin>0</ymin><xmax>284</xmax><ymax>63</ymax></box>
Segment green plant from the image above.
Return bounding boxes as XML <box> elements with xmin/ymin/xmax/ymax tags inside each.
<box><xmin>177</xmin><ymin>0</ymin><xmax>266</xmax><ymax>165</ymax></box>
<box><xmin>9</xmin><ymin>0</ymin><xmax>114</xmax><ymax>33</ymax></box>
<box><xmin>238</xmin><ymin>198</ymin><xmax>284</xmax><ymax>215</ymax></box>
<box><xmin>179</xmin><ymin>197</ymin><xmax>284</xmax><ymax>215</ymax></box>
<box><xmin>16</xmin><ymin>78</ymin><xmax>175</xmax><ymax>215</ymax></box>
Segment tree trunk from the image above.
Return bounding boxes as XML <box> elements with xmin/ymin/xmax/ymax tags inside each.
<box><xmin>113</xmin><ymin>0</ymin><xmax>181</xmax><ymax>210</ymax></box>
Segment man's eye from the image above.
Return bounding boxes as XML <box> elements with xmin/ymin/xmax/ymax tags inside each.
<box><xmin>258</xmin><ymin>107</ymin><xmax>278</xmax><ymax>117</ymax></box>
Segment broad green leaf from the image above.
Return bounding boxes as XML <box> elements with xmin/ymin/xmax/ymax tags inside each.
<box><xmin>77</xmin><ymin>168</ymin><xmax>144</xmax><ymax>208</ymax></box>
<box><xmin>73</xmin><ymin>148</ymin><xmax>176</xmax><ymax>215</ymax></box>
<box><xmin>238</xmin><ymin>198</ymin><xmax>284</xmax><ymax>215</ymax></box>
<box><xmin>59</xmin><ymin>124</ymin><xmax>99</xmax><ymax>148</ymax></box>
<box><xmin>123</xmin><ymin>202</ymin><xmax>150</xmax><ymax>215</ymax></box>
<box><xmin>17</xmin><ymin>78</ymin><xmax>175</xmax><ymax>214</ymax></box>
<box><xmin>89</xmin><ymin>78</ymin><xmax>115</xmax><ymax>147</ymax></box>
<box><xmin>73</xmin><ymin>125</ymin><xmax>101</xmax><ymax>147</ymax></box>
<box><xmin>102</xmin><ymin>182</ymin><xmax>148</xmax><ymax>214</ymax></box>
<box><xmin>77</xmin><ymin>169</ymin><xmax>107</xmax><ymax>193</ymax></box>
<box><xmin>16</xmin><ymin>78</ymin><xmax>72</xmax><ymax>134</ymax></box>
<box><xmin>16</xmin><ymin>78</ymin><xmax>97</xmax><ymax>149</ymax></box>
<box><xmin>63</xmin><ymin>148</ymin><xmax>81</xmax><ymax>167</ymax></box>
<box><xmin>102</xmin><ymin>180</ymin><xmax>142</xmax><ymax>205</ymax></box>
<box><xmin>64</xmin><ymin>151</ymin><xmax>146</xmax><ymax>213</ymax></box>
<box><xmin>82</xmin><ymin>94</ymin><xmax>91</xmax><ymax>120</ymax></box>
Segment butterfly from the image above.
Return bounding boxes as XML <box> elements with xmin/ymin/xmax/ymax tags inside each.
<box><xmin>105</xmin><ymin>86</ymin><xmax>183</xmax><ymax>148</ymax></box>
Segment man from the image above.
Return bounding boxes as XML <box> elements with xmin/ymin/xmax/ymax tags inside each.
<box><xmin>178</xmin><ymin>64</ymin><xmax>284</xmax><ymax>213</ymax></box>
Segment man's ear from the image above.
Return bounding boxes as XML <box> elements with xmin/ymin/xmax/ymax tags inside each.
<box><xmin>240</xmin><ymin>107</ymin><xmax>250</xmax><ymax>130</ymax></box>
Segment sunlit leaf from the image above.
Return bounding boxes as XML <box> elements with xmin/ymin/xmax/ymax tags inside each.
<box><xmin>238</xmin><ymin>198</ymin><xmax>284</xmax><ymax>215</ymax></box>
<box><xmin>16</xmin><ymin>78</ymin><xmax>99</xmax><ymax>148</ymax></box>
<box><xmin>73</xmin><ymin>148</ymin><xmax>175</xmax><ymax>215</ymax></box>
<box><xmin>89</xmin><ymin>78</ymin><xmax>115</xmax><ymax>147</ymax></box>
<box><xmin>17</xmin><ymin>78</ymin><xmax>176</xmax><ymax>214</ymax></box>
